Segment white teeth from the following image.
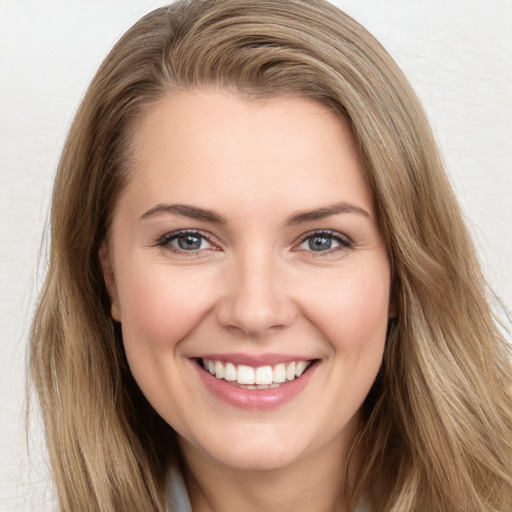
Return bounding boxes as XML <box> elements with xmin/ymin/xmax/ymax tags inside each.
<box><xmin>214</xmin><ymin>360</ymin><xmax>224</xmax><ymax>379</ymax></box>
<box><xmin>201</xmin><ymin>358</ymin><xmax>312</xmax><ymax>386</ymax></box>
<box><xmin>224</xmin><ymin>362</ymin><xmax>237</xmax><ymax>382</ymax></box>
<box><xmin>273</xmin><ymin>363</ymin><xmax>287</xmax><ymax>383</ymax></box>
<box><xmin>255</xmin><ymin>366</ymin><xmax>273</xmax><ymax>385</ymax></box>
<box><xmin>295</xmin><ymin>361</ymin><xmax>308</xmax><ymax>377</ymax></box>
<box><xmin>286</xmin><ymin>362</ymin><xmax>296</xmax><ymax>381</ymax></box>
<box><xmin>237</xmin><ymin>365</ymin><xmax>255</xmax><ymax>385</ymax></box>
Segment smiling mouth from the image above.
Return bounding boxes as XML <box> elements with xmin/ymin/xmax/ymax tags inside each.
<box><xmin>198</xmin><ymin>358</ymin><xmax>315</xmax><ymax>389</ymax></box>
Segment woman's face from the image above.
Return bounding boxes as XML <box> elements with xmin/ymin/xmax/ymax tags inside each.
<box><xmin>102</xmin><ymin>89</ymin><xmax>392</xmax><ymax>472</ymax></box>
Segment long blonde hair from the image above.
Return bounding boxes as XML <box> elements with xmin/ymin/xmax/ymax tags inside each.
<box><xmin>30</xmin><ymin>1</ymin><xmax>512</xmax><ymax>510</ymax></box>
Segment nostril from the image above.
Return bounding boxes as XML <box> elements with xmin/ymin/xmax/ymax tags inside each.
<box><xmin>214</xmin><ymin>268</ymin><xmax>297</xmax><ymax>336</ymax></box>
<box><xmin>216</xmin><ymin>299</ymin><xmax>296</xmax><ymax>337</ymax></box>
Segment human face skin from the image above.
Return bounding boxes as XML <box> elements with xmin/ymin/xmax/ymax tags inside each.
<box><xmin>101</xmin><ymin>89</ymin><xmax>392</xmax><ymax>478</ymax></box>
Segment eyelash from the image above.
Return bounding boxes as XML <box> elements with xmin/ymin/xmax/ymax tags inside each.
<box><xmin>156</xmin><ymin>229</ymin><xmax>353</xmax><ymax>257</ymax></box>
<box><xmin>296</xmin><ymin>230</ymin><xmax>353</xmax><ymax>256</ymax></box>
<box><xmin>156</xmin><ymin>229</ymin><xmax>216</xmax><ymax>257</ymax></box>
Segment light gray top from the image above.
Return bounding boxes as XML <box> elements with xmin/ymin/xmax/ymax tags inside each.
<box><xmin>168</xmin><ymin>465</ymin><xmax>370</xmax><ymax>512</ymax></box>
<box><xmin>169</xmin><ymin>465</ymin><xmax>193</xmax><ymax>512</ymax></box>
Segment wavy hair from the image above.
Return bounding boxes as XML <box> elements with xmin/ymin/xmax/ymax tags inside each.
<box><xmin>30</xmin><ymin>0</ymin><xmax>512</xmax><ymax>510</ymax></box>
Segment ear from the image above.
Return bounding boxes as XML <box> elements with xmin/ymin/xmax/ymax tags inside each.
<box><xmin>98</xmin><ymin>243</ymin><xmax>121</xmax><ymax>322</ymax></box>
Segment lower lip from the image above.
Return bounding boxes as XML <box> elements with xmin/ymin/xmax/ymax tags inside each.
<box><xmin>194</xmin><ymin>360</ymin><xmax>318</xmax><ymax>410</ymax></box>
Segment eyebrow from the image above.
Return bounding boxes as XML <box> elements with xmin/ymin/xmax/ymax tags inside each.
<box><xmin>140</xmin><ymin>201</ymin><xmax>371</xmax><ymax>225</ymax></box>
<box><xmin>140</xmin><ymin>203</ymin><xmax>227</xmax><ymax>224</ymax></box>
<box><xmin>286</xmin><ymin>202</ymin><xmax>371</xmax><ymax>225</ymax></box>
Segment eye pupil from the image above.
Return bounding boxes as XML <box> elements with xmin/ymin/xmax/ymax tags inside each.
<box><xmin>178</xmin><ymin>234</ymin><xmax>202</xmax><ymax>250</ymax></box>
<box><xmin>309</xmin><ymin>235</ymin><xmax>332</xmax><ymax>251</ymax></box>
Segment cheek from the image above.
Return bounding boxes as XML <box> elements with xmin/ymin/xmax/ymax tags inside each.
<box><xmin>303</xmin><ymin>264</ymin><xmax>391</xmax><ymax>352</ymax></box>
<box><xmin>117</xmin><ymin>263</ymin><xmax>216</xmax><ymax>350</ymax></box>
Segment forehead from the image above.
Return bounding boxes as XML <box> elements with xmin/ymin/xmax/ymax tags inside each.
<box><xmin>119</xmin><ymin>89</ymin><xmax>374</xmax><ymax>220</ymax></box>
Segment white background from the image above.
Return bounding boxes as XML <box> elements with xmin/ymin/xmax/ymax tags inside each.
<box><xmin>1</xmin><ymin>1</ymin><xmax>511</xmax><ymax>510</ymax></box>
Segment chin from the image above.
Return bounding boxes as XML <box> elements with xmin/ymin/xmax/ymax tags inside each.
<box><xmin>183</xmin><ymin>424</ymin><xmax>311</xmax><ymax>472</ymax></box>
<box><xmin>212</xmin><ymin>447</ymin><xmax>304</xmax><ymax>472</ymax></box>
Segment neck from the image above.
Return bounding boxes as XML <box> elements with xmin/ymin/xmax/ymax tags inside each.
<box><xmin>179</xmin><ymin>428</ymin><xmax>360</xmax><ymax>512</ymax></box>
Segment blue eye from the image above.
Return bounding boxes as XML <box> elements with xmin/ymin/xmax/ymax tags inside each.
<box><xmin>159</xmin><ymin>231</ymin><xmax>213</xmax><ymax>252</ymax></box>
<box><xmin>298</xmin><ymin>231</ymin><xmax>351</xmax><ymax>253</ymax></box>
<box><xmin>303</xmin><ymin>234</ymin><xmax>335</xmax><ymax>251</ymax></box>
<box><xmin>175</xmin><ymin>233</ymin><xmax>205</xmax><ymax>250</ymax></box>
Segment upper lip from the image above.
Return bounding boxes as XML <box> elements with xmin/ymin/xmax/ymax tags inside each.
<box><xmin>193</xmin><ymin>353</ymin><xmax>316</xmax><ymax>367</ymax></box>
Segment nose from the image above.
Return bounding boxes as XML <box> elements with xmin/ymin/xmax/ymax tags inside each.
<box><xmin>215</xmin><ymin>249</ymin><xmax>297</xmax><ymax>338</ymax></box>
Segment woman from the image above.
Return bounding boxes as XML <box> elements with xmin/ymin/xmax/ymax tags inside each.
<box><xmin>30</xmin><ymin>0</ymin><xmax>512</xmax><ymax>510</ymax></box>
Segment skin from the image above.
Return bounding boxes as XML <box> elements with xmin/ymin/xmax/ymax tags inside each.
<box><xmin>100</xmin><ymin>89</ymin><xmax>393</xmax><ymax>512</ymax></box>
